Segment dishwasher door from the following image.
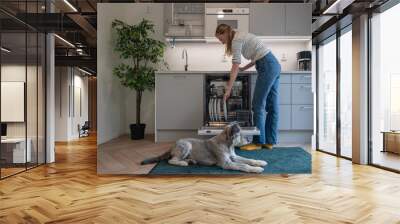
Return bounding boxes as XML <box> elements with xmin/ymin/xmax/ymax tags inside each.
<box><xmin>198</xmin><ymin>126</ymin><xmax>260</xmax><ymax>136</ymax></box>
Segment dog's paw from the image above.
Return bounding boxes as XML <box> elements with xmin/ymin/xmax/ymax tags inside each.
<box><xmin>257</xmin><ymin>160</ymin><xmax>267</xmax><ymax>167</ymax></box>
<box><xmin>250</xmin><ymin>167</ymin><xmax>264</xmax><ymax>173</ymax></box>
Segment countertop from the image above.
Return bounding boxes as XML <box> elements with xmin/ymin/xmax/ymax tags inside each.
<box><xmin>155</xmin><ymin>70</ymin><xmax>311</xmax><ymax>74</ymax></box>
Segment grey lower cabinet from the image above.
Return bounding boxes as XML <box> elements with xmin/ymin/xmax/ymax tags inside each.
<box><xmin>155</xmin><ymin>72</ymin><xmax>313</xmax><ymax>143</ymax></box>
<box><xmin>290</xmin><ymin>73</ymin><xmax>313</xmax><ymax>131</ymax></box>
<box><xmin>292</xmin><ymin>73</ymin><xmax>312</xmax><ymax>83</ymax></box>
<box><xmin>279</xmin><ymin>105</ymin><xmax>291</xmax><ymax>130</ymax></box>
<box><xmin>280</xmin><ymin>84</ymin><xmax>291</xmax><ymax>105</ymax></box>
<box><xmin>251</xmin><ymin>72</ymin><xmax>313</xmax><ymax>143</ymax></box>
<box><xmin>291</xmin><ymin>83</ymin><xmax>313</xmax><ymax>104</ymax></box>
<box><xmin>292</xmin><ymin>105</ymin><xmax>313</xmax><ymax>130</ymax></box>
<box><xmin>156</xmin><ymin>74</ymin><xmax>204</xmax><ymax>130</ymax></box>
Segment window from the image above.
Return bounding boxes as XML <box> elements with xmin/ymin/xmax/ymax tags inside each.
<box><xmin>339</xmin><ymin>27</ymin><xmax>352</xmax><ymax>158</ymax></box>
<box><xmin>370</xmin><ymin>2</ymin><xmax>400</xmax><ymax>171</ymax></box>
<box><xmin>317</xmin><ymin>35</ymin><xmax>337</xmax><ymax>155</ymax></box>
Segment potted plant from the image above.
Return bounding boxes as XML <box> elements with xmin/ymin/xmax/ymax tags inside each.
<box><xmin>112</xmin><ymin>19</ymin><xmax>167</xmax><ymax>140</ymax></box>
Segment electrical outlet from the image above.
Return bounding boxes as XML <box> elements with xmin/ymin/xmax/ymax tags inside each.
<box><xmin>281</xmin><ymin>53</ymin><xmax>287</xmax><ymax>62</ymax></box>
<box><xmin>222</xmin><ymin>54</ymin><xmax>227</xmax><ymax>62</ymax></box>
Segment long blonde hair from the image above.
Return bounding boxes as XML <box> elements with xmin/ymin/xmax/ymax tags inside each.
<box><xmin>215</xmin><ymin>24</ymin><xmax>235</xmax><ymax>56</ymax></box>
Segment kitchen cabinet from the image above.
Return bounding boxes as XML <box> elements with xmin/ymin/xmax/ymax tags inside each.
<box><xmin>292</xmin><ymin>105</ymin><xmax>313</xmax><ymax>130</ymax></box>
<box><xmin>280</xmin><ymin>74</ymin><xmax>292</xmax><ymax>84</ymax></box>
<box><xmin>291</xmin><ymin>84</ymin><xmax>313</xmax><ymax>104</ymax></box>
<box><xmin>250</xmin><ymin>4</ymin><xmax>285</xmax><ymax>36</ymax></box>
<box><xmin>280</xmin><ymin>84</ymin><xmax>291</xmax><ymax>105</ymax></box>
<box><xmin>285</xmin><ymin>3</ymin><xmax>312</xmax><ymax>36</ymax></box>
<box><xmin>154</xmin><ymin>71</ymin><xmax>313</xmax><ymax>143</ymax></box>
<box><xmin>251</xmin><ymin>72</ymin><xmax>313</xmax><ymax>131</ymax></box>
<box><xmin>205</xmin><ymin>3</ymin><xmax>250</xmax><ymax>8</ymax></box>
<box><xmin>174</xmin><ymin>3</ymin><xmax>204</xmax><ymax>14</ymax></box>
<box><xmin>292</xmin><ymin>73</ymin><xmax>312</xmax><ymax>83</ymax></box>
<box><xmin>164</xmin><ymin>3</ymin><xmax>205</xmax><ymax>38</ymax></box>
<box><xmin>249</xmin><ymin>3</ymin><xmax>311</xmax><ymax>36</ymax></box>
<box><xmin>279</xmin><ymin>105</ymin><xmax>291</xmax><ymax>130</ymax></box>
<box><xmin>156</xmin><ymin>74</ymin><xmax>204</xmax><ymax>129</ymax></box>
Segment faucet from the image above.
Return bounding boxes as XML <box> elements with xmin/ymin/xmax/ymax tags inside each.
<box><xmin>182</xmin><ymin>48</ymin><xmax>188</xmax><ymax>71</ymax></box>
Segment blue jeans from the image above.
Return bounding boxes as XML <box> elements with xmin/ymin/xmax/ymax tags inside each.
<box><xmin>252</xmin><ymin>52</ymin><xmax>281</xmax><ymax>144</ymax></box>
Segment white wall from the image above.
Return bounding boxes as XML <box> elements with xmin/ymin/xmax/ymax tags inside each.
<box><xmin>55</xmin><ymin>67</ymin><xmax>89</xmax><ymax>141</ymax></box>
<box><xmin>1</xmin><ymin>65</ymin><xmax>36</xmax><ymax>138</ymax></box>
<box><xmin>72</xmin><ymin>73</ymin><xmax>89</xmax><ymax>138</ymax></box>
<box><xmin>163</xmin><ymin>41</ymin><xmax>310</xmax><ymax>72</ymax></box>
<box><xmin>1</xmin><ymin>63</ymin><xmax>47</xmax><ymax>163</ymax></box>
<box><xmin>97</xmin><ymin>3</ymin><xmax>164</xmax><ymax>144</ymax></box>
<box><xmin>98</xmin><ymin>3</ymin><xmax>312</xmax><ymax>143</ymax></box>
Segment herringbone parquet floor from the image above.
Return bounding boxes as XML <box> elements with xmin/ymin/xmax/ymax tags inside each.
<box><xmin>1</xmin><ymin>134</ymin><xmax>400</xmax><ymax>224</ymax></box>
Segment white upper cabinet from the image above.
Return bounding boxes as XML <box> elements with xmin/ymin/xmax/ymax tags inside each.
<box><xmin>249</xmin><ymin>3</ymin><xmax>312</xmax><ymax>36</ymax></box>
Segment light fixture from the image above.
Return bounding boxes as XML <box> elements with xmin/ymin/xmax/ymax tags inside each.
<box><xmin>322</xmin><ymin>0</ymin><xmax>355</xmax><ymax>15</ymax></box>
<box><xmin>258</xmin><ymin>36</ymin><xmax>311</xmax><ymax>42</ymax></box>
<box><xmin>166</xmin><ymin>37</ymin><xmax>206</xmax><ymax>43</ymax></box>
<box><xmin>1</xmin><ymin>47</ymin><xmax>11</xmax><ymax>53</ymax></box>
<box><xmin>54</xmin><ymin>34</ymin><xmax>75</xmax><ymax>48</ymax></box>
<box><xmin>63</xmin><ymin>0</ymin><xmax>78</xmax><ymax>12</ymax></box>
<box><xmin>77</xmin><ymin>67</ymin><xmax>93</xmax><ymax>76</ymax></box>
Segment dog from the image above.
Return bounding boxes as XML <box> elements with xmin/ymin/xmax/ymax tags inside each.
<box><xmin>141</xmin><ymin>122</ymin><xmax>267</xmax><ymax>173</ymax></box>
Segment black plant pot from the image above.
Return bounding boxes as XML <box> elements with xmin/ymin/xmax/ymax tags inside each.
<box><xmin>130</xmin><ymin>123</ymin><xmax>146</xmax><ymax>140</ymax></box>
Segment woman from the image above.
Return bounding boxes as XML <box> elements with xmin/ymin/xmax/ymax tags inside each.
<box><xmin>215</xmin><ymin>24</ymin><xmax>281</xmax><ymax>150</ymax></box>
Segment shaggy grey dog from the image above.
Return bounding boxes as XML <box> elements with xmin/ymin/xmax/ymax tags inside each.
<box><xmin>141</xmin><ymin>123</ymin><xmax>267</xmax><ymax>173</ymax></box>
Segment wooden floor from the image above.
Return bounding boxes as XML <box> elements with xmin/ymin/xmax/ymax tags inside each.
<box><xmin>97</xmin><ymin>135</ymin><xmax>171</xmax><ymax>174</ymax></box>
<box><xmin>1</xmin><ymin>167</ymin><xmax>26</xmax><ymax>178</ymax></box>
<box><xmin>98</xmin><ymin>134</ymin><xmax>312</xmax><ymax>174</ymax></box>
<box><xmin>1</xmin><ymin>134</ymin><xmax>400</xmax><ymax>223</ymax></box>
<box><xmin>372</xmin><ymin>150</ymin><xmax>400</xmax><ymax>171</ymax></box>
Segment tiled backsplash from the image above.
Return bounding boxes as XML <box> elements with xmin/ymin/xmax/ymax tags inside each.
<box><xmin>163</xmin><ymin>41</ymin><xmax>311</xmax><ymax>72</ymax></box>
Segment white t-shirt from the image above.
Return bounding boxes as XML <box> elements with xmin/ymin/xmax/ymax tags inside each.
<box><xmin>231</xmin><ymin>31</ymin><xmax>270</xmax><ymax>64</ymax></box>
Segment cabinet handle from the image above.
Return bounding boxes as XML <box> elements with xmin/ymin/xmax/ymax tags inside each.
<box><xmin>300</xmin><ymin>85</ymin><xmax>312</xmax><ymax>89</ymax></box>
<box><xmin>300</xmin><ymin>106</ymin><xmax>313</xmax><ymax>110</ymax></box>
<box><xmin>302</xmin><ymin>75</ymin><xmax>311</xmax><ymax>79</ymax></box>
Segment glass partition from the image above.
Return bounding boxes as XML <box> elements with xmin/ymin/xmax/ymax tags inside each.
<box><xmin>0</xmin><ymin>2</ymin><xmax>46</xmax><ymax>179</ymax></box>
<box><xmin>1</xmin><ymin>31</ymin><xmax>28</xmax><ymax>177</ymax></box>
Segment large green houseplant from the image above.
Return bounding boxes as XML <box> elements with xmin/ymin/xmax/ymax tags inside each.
<box><xmin>112</xmin><ymin>19</ymin><xmax>167</xmax><ymax>140</ymax></box>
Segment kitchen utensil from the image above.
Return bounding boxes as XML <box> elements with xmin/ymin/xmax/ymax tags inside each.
<box><xmin>213</xmin><ymin>97</ymin><xmax>218</xmax><ymax>121</ymax></box>
<box><xmin>216</xmin><ymin>98</ymin><xmax>221</xmax><ymax>121</ymax></box>
<box><xmin>216</xmin><ymin>86</ymin><xmax>224</xmax><ymax>97</ymax></box>
<box><xmin>297</xmin><ymin>50</ymin><xmax>312</xmax><ymax>71</ymax></box>
<box><xmin>223</xmin><ymin>100</ymin><xmax>228</xmax><ymax>121</ymax></box>
<box><xmin>209</xmin><ymin>98</ymin><xmax>214</xmax><ymax>121</ymax></box>
<box><xmin>211</xmin><ymin>98</ymin><xmax>215</xmax><ymax>121</ymax></box>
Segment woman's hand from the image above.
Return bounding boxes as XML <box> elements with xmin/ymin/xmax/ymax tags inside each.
<box><xmin>223</xmin><ymin>88</ymin><xmax>231</xmax><ymax>102</ymax></box>
<box><xmin>239</xmin><ymin>67</ymin><xmax>246</xmax><ymax>72</ymax></box>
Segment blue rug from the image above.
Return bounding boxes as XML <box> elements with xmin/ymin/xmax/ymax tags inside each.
<box><xmin>149</xmin><ymin>147</ymin><xmax>311</xmax><ymax>175</ymax></box>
